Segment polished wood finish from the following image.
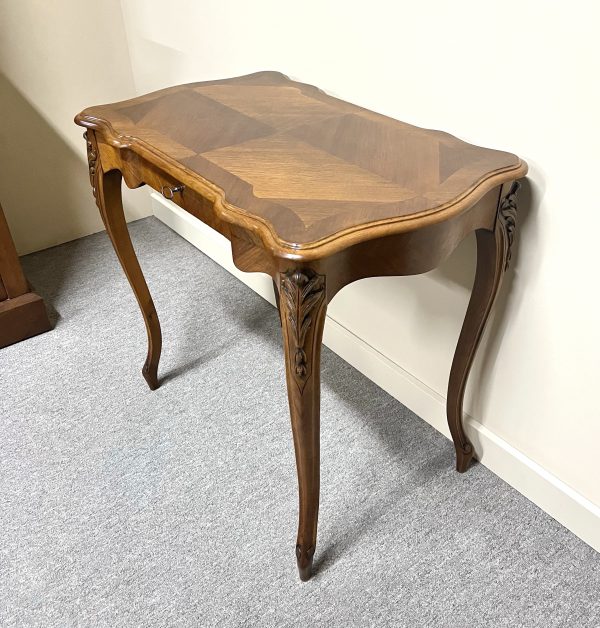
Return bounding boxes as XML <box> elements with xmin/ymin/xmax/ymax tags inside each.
<box><xmin>76</xmin><ymin>71</ymin><xmax>525</xmax><ymax>257</ymax></box>
<box><xmin>0</xmin><ymin>203</ymin><xmax>28</xmax><ymax>299</ymax></box>
<box><xmin>0</xmin><ymin>202</ymin><xmax>51</xmax><ymax>348</ymax></box>
<box><xmin>447</xmin><ymin>181</ymin><xmax>520</xmax><ymax>471</ymax></box>
<box><xmin>87</xmin><ymin>131</ymin><xmax>162</xmax><ymax>389</ymax></box>
<box><xmin>279</xmin><ymin>269</ymin><xmax>327</xmax><ymax>580</ymax></box>
<box><xmin>75</xmin><ymin>72</ymin><xmax>527</xmax><ymax>580</ymax></box>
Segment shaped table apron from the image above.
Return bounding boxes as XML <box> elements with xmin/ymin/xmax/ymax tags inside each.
<box><xmin>91</xmin><ymin>132</ymin><xmax>506</xmax><ymax>295</ymax></box>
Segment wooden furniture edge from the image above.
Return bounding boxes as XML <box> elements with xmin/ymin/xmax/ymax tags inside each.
<box><xmin>0</xmin><ymin>201</ymin><xmax>52</xmax><ymax>348</ymax></box>
<box><xmin>74</xmin><ymin>116</ymin><xmax>528</xmax><ymax>262</ymax></box>
<box><xmin>0</xmin><ymin>203</ymin><xmax>29</xmax><ymax>298</ymax></box>
<box><xmin>0</xmin><ymin>292</ymin><xmax>51</xmax><ymax>348</ymax></box>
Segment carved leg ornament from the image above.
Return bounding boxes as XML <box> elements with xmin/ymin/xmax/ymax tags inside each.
<box><xmin>447</xmin><ymin>181</ymin><xmax>521</xmax><ymax>472</ymax></box>
<box><xmin>86</xmin><ymin>131</ymin><xmax>163</xmax><ymax>390</ymax></box>
<box><xmin>279</xmin><ymin>268</ymin><xmax>327</xmax><ymax>581</ymax></box>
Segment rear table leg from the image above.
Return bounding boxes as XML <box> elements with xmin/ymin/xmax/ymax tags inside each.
<box><xmin>447</xmin><ymin>182</ymin><xmax>520</xmax><ymax>471</ymax></box>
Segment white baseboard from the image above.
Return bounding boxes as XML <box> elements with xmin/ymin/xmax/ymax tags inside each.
<box><xmin>152</xmin><ymin>192</ymin><xmax>600</xmax><ymax>553</ymax></box>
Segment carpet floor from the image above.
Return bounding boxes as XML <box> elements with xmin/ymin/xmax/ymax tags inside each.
<box><xmin>1</xmin><ymin>217</ymin><xmax>598</xmax><ymax>627</ymax></box>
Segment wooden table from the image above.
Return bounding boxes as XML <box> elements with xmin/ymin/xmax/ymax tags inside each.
<box><xmin>75</xmin><ymin>71</ymin><xmax>527</xmax><ymax>581</ymax></box>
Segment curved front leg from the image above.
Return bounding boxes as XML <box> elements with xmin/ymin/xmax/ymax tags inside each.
<box><xmin>86</xmin><ymin>131</ymin><xmax>162</xmax><ymax>390</ymax></box>
<box><xmin>447</xmin><ymin>182</ymin><xmax>520</xmax><ymax>472</ymax></box>
<box><xmin>278</xmin><ymin>268</ymin><xmax>327</xmax><ymax>581</ymax></box>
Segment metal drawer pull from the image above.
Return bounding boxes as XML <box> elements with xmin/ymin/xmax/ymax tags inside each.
<box><xmin>161</xmin><ymin>184</ymin><xmax>185</xmax><ymax>200</ymax></box>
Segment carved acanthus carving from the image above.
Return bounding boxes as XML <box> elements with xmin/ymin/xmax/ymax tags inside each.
<box><xmin>84</xmin><ymin>131</ymin><xmax>100</xmax><ymax>208</ymax></box>
<box><xmin>498</xmin><ymin>181</ymin><xmax>520</xmax><ymax>270</ymax></box>
<box><xmin>280</xmin><ymin>269</ymin><xmax>326</xmax><ymax>393</ymax></box>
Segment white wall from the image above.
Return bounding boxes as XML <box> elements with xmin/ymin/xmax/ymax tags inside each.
<box><xmin>0</xmin><ymin>0</ymin><xmax>152</xmax><ymax>255</ymax></box>
<box><xmin>118</xmin><ymin>0</ymin><xmax>600</xmax><ymax>522</ymax></box>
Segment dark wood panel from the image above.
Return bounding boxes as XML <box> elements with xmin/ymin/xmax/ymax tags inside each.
<box><xmin>0</xmin><ymin>293</ymin><xmax>51</xmax><ymax>348</ymax></box>
<box><xmin>0</xmin><ymin>202</ymin><xmax>28</xmax><ymax>299</ymax></box>
<box><xmin>0</xmin><ymin>201</ymin><xmax>51</xmax><ymax>348</ymax></box>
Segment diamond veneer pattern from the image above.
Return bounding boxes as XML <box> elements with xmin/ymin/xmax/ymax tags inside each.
<box><xmin>85</xmin><ymin>72</ymin><xmax>521</xmax><ymax>245</ymax></box>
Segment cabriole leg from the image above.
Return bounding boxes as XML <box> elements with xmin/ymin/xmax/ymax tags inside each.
<box><xmin>447</xmin><ymin>182</ymin><xmax>520</xmax><ymax>472</ymax></box>
<box><xmin>85</xmin><ymin>131</ymin><xmax>162</xmax><ymax>390</ymax></box>
<box><xmin>278</xmin><ymin>268</ymin><xmax>327</xmax><ymax>581</ymax></box>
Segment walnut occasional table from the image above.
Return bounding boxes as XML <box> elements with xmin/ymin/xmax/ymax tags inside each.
<box><xmin>75</xmin><ymin>71</ymin><xmax>527</xmax><ymax>581</ymax></box>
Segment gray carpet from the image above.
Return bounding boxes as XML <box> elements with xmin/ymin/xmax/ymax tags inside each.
<box><xmin>1</xmin><ymin>217</ymin><xmax>598</xmax><ymax>628</ymax></box>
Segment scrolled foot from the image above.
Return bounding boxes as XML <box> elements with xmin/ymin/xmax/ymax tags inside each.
<box><xmin>296</xmin><ymin>544</ymin><xmax>315</xmax><ymax>582</ymax></box>
<box><xmin>455</xmin><ymin>442</ymin><xmax>474</xmax><ymax>473</ymax></box>
<box><xmin>142</xmin><ymin>363</ymin><xmax>159</xmax><ymax>391</ymax></box>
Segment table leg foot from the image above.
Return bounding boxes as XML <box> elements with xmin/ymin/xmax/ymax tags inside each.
<box><xmin>455</xmin><ymin>442</ymin><xmax>474</xmax><ymax>473</ymax></box>
<box><xmin>279</xmin><ymin>268</ymin><xmax>326</xmax><ymax>582</ymax></box>
<box><xmin>447</xmin><ymin>182</ymin><xmax>520</xmax><ymax>472</ymax></box>
<box><xmin>296</xmin><ymin>544</ymin><xmax>315</xmax><ymax>581</ymax></box>
<box><xmin>142</xmin><ymin>363</ymin><xmax>159</xmax><ymax>391</ymax></box>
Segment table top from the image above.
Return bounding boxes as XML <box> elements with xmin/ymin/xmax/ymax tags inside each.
<box><xmin>76</xmin><ymin>71</ymin><xmax>527</xmax><ymax>252</ymax></box>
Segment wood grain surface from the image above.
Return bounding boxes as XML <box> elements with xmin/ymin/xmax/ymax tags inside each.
<box><xmin>76</xmin><ymin>71</ymin><xmax>526</xmax><ymax>253</ymax></box>
<box><xmin>0</xmin><ymin>202</ymin><xmax>51</xmax><ymax>347</ymax></box>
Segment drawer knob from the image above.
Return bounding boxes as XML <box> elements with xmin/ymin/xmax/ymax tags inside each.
<box><xmin>161</xmin><ymin>184</ymin><xmax>185</xmax><ymax>200</ymax></box>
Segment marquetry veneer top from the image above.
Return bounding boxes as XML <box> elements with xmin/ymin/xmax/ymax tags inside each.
<box><xmin>76</xmin><ymin>71</ymin><xmax>527</xmax><ymax>251</ymax></box>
